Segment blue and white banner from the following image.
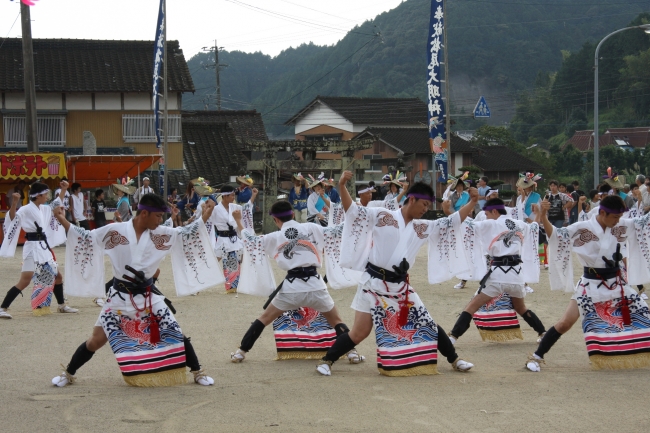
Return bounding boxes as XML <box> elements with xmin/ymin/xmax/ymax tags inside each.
<box><xmin>427</xmin><ymin>0</ymin><xmax>447</xmax><ymax>183</ymax></box>
<box><xmin>152</xmin><ymin>0</ymin><xmax>165</xmax><ymax>195</ymax></box>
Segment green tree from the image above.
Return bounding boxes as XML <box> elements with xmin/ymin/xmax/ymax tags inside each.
<box><xmin>473</xmin><ymin>125</ymin><xmax>522</xmax><ymax>151</ymax></box>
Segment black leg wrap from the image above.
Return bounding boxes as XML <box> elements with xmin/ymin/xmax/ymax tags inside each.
<box><xmin>437</xmin><ymin>325</ymin><xmax>459</xmax><ymax>364</ymax></box>
<box><xmin>334</xmin><ymin>323</ymin><xmax>350</xmax><ymax>336</ymax></box>
<box><xmin>1</xmin><ymin>286</ymin><xmax>22</xmax><ymax>309</ymax></box>
<box><xmin>535</xmin><ymin>326</ymin><xmax>562</xmax><ymax>358</ymax></box>
<box><xmin>322</xmin><ymin>332</ymin><xmax>356</xmax><ymax>363</ymax></box>
<box><xmin>239</xmin><ymin>319</ymin><xmax>266</xmax><ymax>352</ymax></box>
<box><xmin>183</xmin><ymin>336</ymin><xmax>201</xmax><ymax>371</ymax></box>
<box><xmin>53</xmin><ymin>283</ymin><xmax>65</xmax><ymax>305</ymax></box>
<box><xmin>450</xmin><ymin>311</ymin><xmax>473</xmax><ymax>339</ymax></box>
<box><xmin>67</xmin><ymin>342</ymin><xmax>95</xmax><ymax>375</ymax></box>
<box><xmin>522</xmin><ymin>310</ymin><xmax>546</xmax><ymax>335</ymax></box>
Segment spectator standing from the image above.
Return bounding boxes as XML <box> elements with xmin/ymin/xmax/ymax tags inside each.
<box><xmin>91</xmin><ymin>189</ymin><xmax>108</xmax><ymax>228</ymax></box>
<box><xmin>288</xmin><ymin>173</ymin><xmax>309</xmax><ymax>223</ymax></box>
<box><xmin>70</xmin><ymin>183</ymin><xmax>90</xmax><ymax>230</ymax></box>
<box><xmin>476</xmin><ymin>176</ymin><xmax>490</xmax><ymax>214</ymax></box>
<box><xmin>6</xmin><ymin>179</ymin><xmax>27</xmax><ymax>210</ymax></box>
<box><xmin>132</xmin><ymin>177</ymin><xmax>155</xmax><ymax>207</ymax></box>
<box><xmin>546</xmin><ymin>180</ymin><xmax>573</xmax><ymax>228</ymax></box>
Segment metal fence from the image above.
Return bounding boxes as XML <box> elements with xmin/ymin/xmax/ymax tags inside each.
<box><xmin>122</xmin><ymin>114</ymin><xmax>181</xmax><ymax>142</ymax></box>
<box><xmin>2</xmin><ymin>115</ymin><xmax>66</xmax><ymax>147</ymax></box>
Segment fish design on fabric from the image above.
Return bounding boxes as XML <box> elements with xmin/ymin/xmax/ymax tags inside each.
<box><xmin>119</xmin><ymin>316</ymin><xmax>152</xmax><ymax>345</ymax></box>
<box><xmin>291</xmin><ymin>307</ymin><xmax>319</xmax><ymax>329</ymax></box>
<box><xmin>381</xmin><ymin>299</ymin><xmax>417</xmax><ymax>342</ymax></box>
<box><xmin>593</xmin><ymin>300</ymin><xmax>625</xmax><ymax>330</ymax></box>
<box><xmin>483</xmin><ymin>294</ymin><xmax>500</xmax><ymax>311</ymax></box>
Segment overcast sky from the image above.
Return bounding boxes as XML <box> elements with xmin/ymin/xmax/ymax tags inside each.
<box><xmin>0</xmin><ymin>0</ymin><xmax>404</xmax><ymax>58</ymax></box>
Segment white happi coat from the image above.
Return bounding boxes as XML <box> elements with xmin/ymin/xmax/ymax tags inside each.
<box><xmin>339</xmin><ymin>203</ymin><xmax>468</xmax><ymax>291</ymax></box>
<box><xmin>367</xmin><ymin>197</ymin><xmax>399</xmax><ymax>211</ymax></box>
<box><xmin>0</xmin><ymin>200</ymin><xmax>66</xmax><ymax>262</ymax></box>
<box><xmin>208</xmin><ymin>201</ymin><xmax>244</xmax><ymax>258</ymax></box>
<box><xmin>548</xmin><ymin>215</ymin><xmax>650</xmax><ymax>301</ymax></box>
<box><xmin>461</xmin><ymin>215</ymin><xmax>539</xmax><ymax>284</ymax></box>
<box><xmin>239</xmin><ymin>220</ymin><xmax>328</xmax><ymax>297</ymax></box>
<box><xmin>63</xmin><ymin>219</ymin><xmax>222</xmax><ymax>298</ymax></box>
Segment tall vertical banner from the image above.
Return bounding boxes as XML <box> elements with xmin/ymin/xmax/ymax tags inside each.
<box><xmin>152</xmin><ymin>0</ymin><xmax>165</xmax><ymax>194</ymax></box>
<box><xmin>427</xmin><ymin>0</ymin><xmax>447</xmax><ymax>183</ymax></box>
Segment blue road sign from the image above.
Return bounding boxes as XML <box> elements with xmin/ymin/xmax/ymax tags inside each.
<box><xmin>473</xmin><ymin>96</ymin><xmax>490</xmax><ymax>118</ymax></box>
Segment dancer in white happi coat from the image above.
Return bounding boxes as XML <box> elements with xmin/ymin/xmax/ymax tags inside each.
<box><xmin>0</xmin><ymin>182</ymin><xmax>77</xmax><ymax>319</ymax></box>
<box><xmin>526</xmin><ymin>193</ymin><xmax>650</xmax><ymax>372</ymax></box>
<box><xmin>316</xmin><ymin>171</ymin><xmax>476</xmax><ymax>377</ymax></box>
<box><xmin>230</xmin><ymin>200</ymin><xmax>365</xmax><ymax>364</ymax></box>
<box><xmin>448</xmin><ymin>198</ymin><xmax>546</xmax><ymax>344</ymax></box>
<box><xmin>50</xmin><ymin>194</ymin><xmax>221</xmax><ymax>387</ymax></box>
<box><xmin>208</xmin><ymin>184</ymin><xmax>257</xmax><ymax>294</ymax></box>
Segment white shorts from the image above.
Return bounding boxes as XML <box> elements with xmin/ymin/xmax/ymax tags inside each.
<box><xmin>481</xmin><ymin>282</ymin><xmax>526</xmax><ymax>299</ymax></box>
<box><xmin>350</xmin><ymin>284</ymin><xmax>374</xmax><ymax>314</ymax></box>
<box><xmin>271</xmin><ymin>289</ymin><xmax>335</xmax><ymax>313</ymax></box>
<box><xmin>21</xmin><ymin>256</ymin><xmax>35</xmax><ymax>272</ymax></box>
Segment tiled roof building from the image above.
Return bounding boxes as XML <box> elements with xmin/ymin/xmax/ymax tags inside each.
<box><xmin>565</xmin><ymin>128</ymin><xmax>650</xmax><ymax>152</ymax></box>
<box><xmin>0</xmin><ymin>39</ymin><xmax>194</xmax><ymax>92</ymax></box>
<box><xmin>181</xmin><ymin>110</ymin><xmax>268</xmax><ymax>141</ymax></box>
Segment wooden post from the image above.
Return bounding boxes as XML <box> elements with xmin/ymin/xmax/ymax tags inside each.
<box><xmin>21</xmin><ymin>2</ymin><xmax>38</xmax><ymax>152</ymax></box>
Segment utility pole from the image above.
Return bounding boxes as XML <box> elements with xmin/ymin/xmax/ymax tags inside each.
<box><xmin>201</xmin><ymin>40</ymin><xmax>228</xmax><ymax>110</ymax></box>
<box><xmin>20</xmin><ymin>1</ymin><xmax>38</xmax><ymax>152</ymax></box>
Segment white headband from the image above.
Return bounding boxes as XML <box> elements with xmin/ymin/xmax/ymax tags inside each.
<box><xmin>220</xmin><ymin>191</ymin><xmax>234</xmax><ymax>196</ymax></box>
<box><xmin>358</xmin><ymin>187</ymin><xmax>374</xmax><ymax>194</ymax></box>
<box><xmin>29</xmin><ymin>189</ymin><xmax>50</xmax><ymax>198</ymax></box>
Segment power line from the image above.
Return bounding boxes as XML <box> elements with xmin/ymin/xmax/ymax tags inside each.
<box><xmin>262</xmin><ymin>35</ymin><xmax>380</xmax><ymax>116</ymax></box>
<box><xmin>0</xmin><ymin>10</ymin><xmax>21</xmax><ymax>51</ymax></box>
<box><xmin>224</xmin><ymin>0</ymin><xmax>376</xmax><ymax>36</ymax></box>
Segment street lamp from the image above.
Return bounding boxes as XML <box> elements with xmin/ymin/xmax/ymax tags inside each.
<box><xmin>594</xmin><ymin>24</ymin><xmax>650</xmax><ymax>188</ymax></box>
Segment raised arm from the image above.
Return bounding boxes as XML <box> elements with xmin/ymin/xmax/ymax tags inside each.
<box><xmin>338</xmin><ymin>170</ymin><xmax>354</xmax><ymax>212</ymax></box>
<box><xmin>53</xmin><ymin>206</ymin><xmax>71</xmax><ymax>234</ymax></box>
<box><xmin>8</xmin><ymin>192</ymin><xmax>21</xmax><ymax>221</ymax></box>
<box><xmin>232</xmin><ymin>209</ymin><xmax>244</xmax><ymax>232</ymax></box>
<box><xmin>396</xmin><ymin>182</ymin><xmax>409</xmax><ymax>203</ymax></box>
<box><xmin>458</xmin><ymin>187</ymin><xmax>479</xmax><ymax>222</ymax></box>
<box><xmin>250</xmin><ymin>187</ymin><xmax>258</xmax><ymax>204</ymax></box>
<box><xmin>201</xmin><ymin>199</ymin><xmax>215</xmax><ymax>223</ymax></box>
<box><xmin>539</xmin><ymin>197</ymin><xmax>554</xmax><ymax>238</ymax></box>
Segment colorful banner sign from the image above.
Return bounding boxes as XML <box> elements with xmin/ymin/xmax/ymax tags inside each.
<box><xmin>0</xmin><ymin>153</ymin><xmax>66</xmax><ymax>180</ymax></box>
<box><xmin>427</xmin><ymin>0</ymin><xmax>447</xmax><ymax>183</ymax></box>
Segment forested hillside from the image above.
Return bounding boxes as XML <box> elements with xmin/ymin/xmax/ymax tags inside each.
<box><xmin>184</xmin><ymin>0</ymin><xmax>648</xmax><ymax>137</ymax></box>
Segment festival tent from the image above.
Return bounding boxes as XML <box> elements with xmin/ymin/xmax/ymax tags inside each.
<box><xmin>65</xmin><ymin>154</ymin><xmax>159</xmax><ymax>189</ymax></box>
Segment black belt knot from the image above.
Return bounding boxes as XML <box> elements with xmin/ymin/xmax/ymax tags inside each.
<box><xmin>112</xmin><ymin>277</ymin><xmax>156</xmax><ymax>296</ymax></box>
<box><xmin>285</xmin><ymin>266</ymin><xmax>319</xmax><ymax>283</ymax></box>
<box><xmin>217</xmin><ymin>223</ymin><xmax>238</xmax><ymax>243</ymax></box>
<box><xmin>25</xmin><ymin>232</ymin><xmax>47</xmax><ymax>242</ymax></box>
<box><xmin>583</xmin><ymin>267</ymin><xmax>619</xmax><ymax>281</ymax></box>
<box><xmin>366</xmin><ymin>262</ymin><xmax>407</xmax><ymax>284</ymax></box>
<box><xmin>490</xmin><ymin>255</ymin><xmax>522</xmax><ymax>267</ymax></box>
